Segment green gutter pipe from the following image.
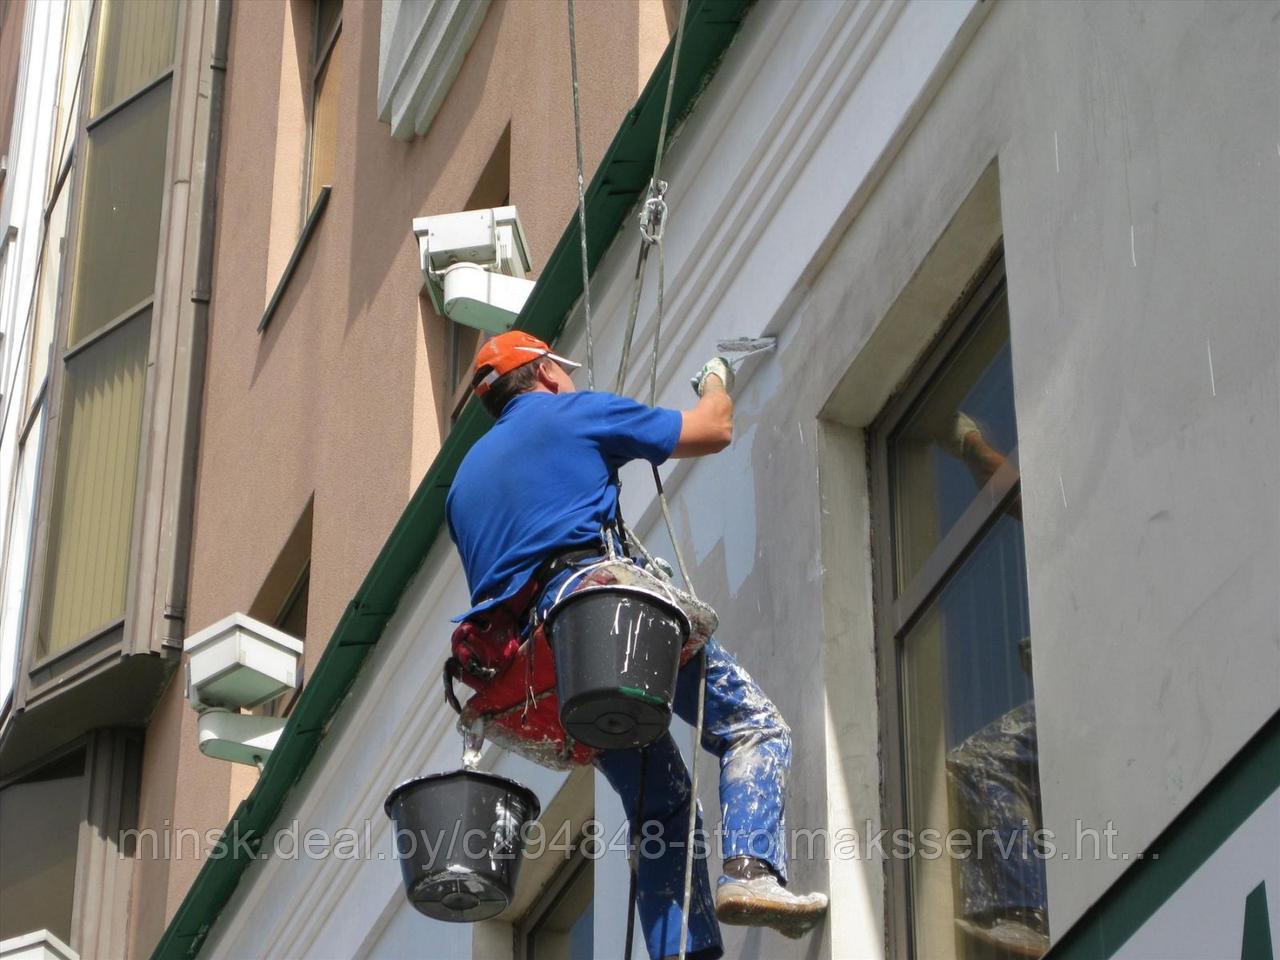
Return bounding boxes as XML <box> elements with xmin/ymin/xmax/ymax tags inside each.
<box><xmin>152</xmin><ymin>3</ymin><xmax>751</xmax><ymax>955</ymax></box>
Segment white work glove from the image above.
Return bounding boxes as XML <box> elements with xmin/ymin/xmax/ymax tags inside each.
<box><xmin>690</xmin><ymin>357</ymin><xmax>734</xmax><ymax>397</ymax></box>
<box><xmin>940</xmin><ymin>411</ymin><xmax>980</xmax><ymax>459</ymax></box>
<box><xmin>643</xmin><ymin>556</ymin><xmax>675</xmax><ymax>582</ymax></box>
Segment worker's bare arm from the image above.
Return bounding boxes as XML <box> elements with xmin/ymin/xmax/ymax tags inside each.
<box><xmin>961</xmin><ymin>427</ymin><xmax>1023</xmax><ymax>521</ymax></box>
<box><xmin>673</xmin><ymin>377</ymin><xmax>733</xmax><ymax>458</ymax></box>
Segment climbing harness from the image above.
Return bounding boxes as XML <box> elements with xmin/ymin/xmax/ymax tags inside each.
<box><xmin>445</xmin><ymin>550</ymin><xmax>716</xmax><ymax>770</ymax></box>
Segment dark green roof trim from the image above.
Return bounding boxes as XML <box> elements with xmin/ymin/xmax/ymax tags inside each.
<box><xmin>1046</xmin><ymin>706</ymin><xmax>1280</xmax><ymax>959</ymax></box>
<box><xmin>152</xmin><ymin>3</ymin><xmax>751</xmax><ymax>956</ymax></box>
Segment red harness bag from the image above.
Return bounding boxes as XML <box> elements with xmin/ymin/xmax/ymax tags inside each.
<box><xmin>443</xmin><ymin>560</ymin><xmax>716</xmax><ymax>770</ymax></box>
<box><xmin>445</xmin><ymin>578</ymin><xmax>598</xmax><ymax>769</ymax></box>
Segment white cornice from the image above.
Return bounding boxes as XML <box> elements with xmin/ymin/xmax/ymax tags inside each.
<box><xmin>377</xmin><ymin>0</ymin><xmax>491</xmax><ymax>142</ymax></box>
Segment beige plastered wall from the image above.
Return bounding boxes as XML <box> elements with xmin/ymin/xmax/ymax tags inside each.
<box><xmin>126</xmin><ymin>1</ymin><xmax>671</xmax><ymax>956</ymax></box>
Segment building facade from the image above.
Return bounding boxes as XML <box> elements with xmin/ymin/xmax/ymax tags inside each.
<box><xmin>5</xmin><ymin>1</ymin><xmax>1277</xmax><ymax>959</ymax></box>
<box><xmin>158</xmin><ymin>0</ymin><xmax>1278</xmax><ymax>958</ymax></box>
<box><xmin>133</xmin><ymin>0</ymin><xmax>668</xmax><ymax>956</ymax></box>
<box><xmin>1</xmin><ymin>1</ymin><xmax>671</xmax><ymax>958</ymax></box>
<box><xmin>1</xmin><ymin>0</ymin><xmax>221</xmax><ymax>955</ymax></box>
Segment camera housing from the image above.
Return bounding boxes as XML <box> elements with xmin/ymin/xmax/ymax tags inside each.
<box><xmin>414</xmin><ymin>206</ymin><xmax>536</xmax><ymax>334</ymax></box>
<box><xmin>183</xmin><ymin>613</ymin><xmax>303</xmax><ymax>766</ymax></box>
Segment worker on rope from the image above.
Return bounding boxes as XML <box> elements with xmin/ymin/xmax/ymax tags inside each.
<box><xmin>445</xmin><ymin>330</ymin><xmax>828</xmax><ymax>958</ymax></box>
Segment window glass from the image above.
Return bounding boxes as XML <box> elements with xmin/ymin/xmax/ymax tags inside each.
<box><xmin>877</xmin><ymin>261</ymin><xmax>1048</xmax><ymax>959</ymax></box>
<box><xmin>0</xmin><ymin>750</ymin><xmax>86</xmax><ymax>943</ymax></box>
<box><xmin>91</xmin><ymin>0</ymin><xmax>178</xmax><ymax>117</ymax></box>
<box><xmin>68</xmin><ymin>79</ymin><xmax>170</xmax><ymax>346</ymax></box>
<box><xmin>525</xmin><ymin>857</ymin><xmax>594</xmax><ymax>960</ymax></box>
<box><xmin>39</xmin><ymin>313</ymin><xmax>151</xmax><ymax>657</ymax></box>
<box><xmin>437</xmin><ymin>134</ymin><xmax>508</xmax><ymax>429</ymax></box>
<box><xmin>449</xmin><ymin>323</ymin><xmax>481</xmax><ymax>410</ymax></box>
<box><xmin>901</xmin><ymin>516</ymin><xmax>1044</xmax><ymax>959</ymax></box>
<box><xmin>51</xmin><ymin>0</ymin><xmax>91</xmax><ymax>176</ymax></box>
<box><xmin>308</xmin><ymin>37</ymin><xmax>340</xmax><ymax>208</ymax></box>
<box><xmin>890</xmin><ymin>291</ymin><xmax>1017</xmax><ymax>592</ymax></box>
<box><xmin>315</xmin><ymin>0</ymin><xmax>342</xmax><ymax>52</ymax></box>
<box><xmin>28</xmin><ymin>182</ymin><xmax>71</xmax><ymax>410</ymax></box>
<box><xmin>0</xmin><ymin>416</ymin><xmax>43</xmax><ymax>699</ymax></box>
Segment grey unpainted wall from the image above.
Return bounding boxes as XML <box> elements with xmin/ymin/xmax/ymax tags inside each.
<box><xmin>798</xmin><ymin>0</ymin><xmax>1278</xmax><ymax>939</ymax></box>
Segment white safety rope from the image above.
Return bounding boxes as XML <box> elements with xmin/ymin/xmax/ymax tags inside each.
<box><xmin>632</xmin><ymin>5</ymin><xmax>706</xmax><ymax>958</ymax></box>
<box><xmin>565</xmin><ymin>3</ymin><xmax>704</xmax><ymax>956</ymax></box>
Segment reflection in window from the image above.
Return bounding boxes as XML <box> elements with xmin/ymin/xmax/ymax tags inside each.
<box><xmin>524</xmin><ymin>855</ymin><xmax>594</xmax><ymax>960</ymax></box>
<box><xmin>877</xmin><ymin>259</ymin><xmax>1048</xmax><ymax>959</ymax></box>
<box><xmin>0</xmin><ymin>750</ymin><xmax>86</xmax><ymax>944</ymax></box>
<box><xmin>891</xmin><ymin>290</ymin><xmax>1018</xmax><ymax>590</ymax></box>
<box><xmin>901</xmin><ymin>518</ymin><xmax>1042</xmax><ymax>959</ymax></box>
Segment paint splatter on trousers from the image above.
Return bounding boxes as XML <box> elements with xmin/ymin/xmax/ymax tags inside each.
<box><xmin>594</xmin><ymin>639</ymin><xmax>793</xmax><ymax>960</ymax></box>
<box><xmin>946</xmin><ymin>701</ymin><xmax>1048</xmax><ymax>920</ymax></box>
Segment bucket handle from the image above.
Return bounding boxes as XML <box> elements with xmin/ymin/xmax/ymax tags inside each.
<box><xmin>550</xmin><ymin>557</ymin><xmax>623</xmax><ymax>608</ymax></box>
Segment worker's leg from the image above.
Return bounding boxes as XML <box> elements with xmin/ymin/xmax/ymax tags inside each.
<box><xmin>946</xmin><ymin>701</ymin><xmax>1047</xmax><ymax>920</ymax></box>
<box><xmin>594</xmin><ymin>735</ymin><xmax>724</xmax><ymax>960</ymax></box>
<box><xmin>671</xmin><ymin>640</ymin><xmax>792</xmax><ymax>882</ymax></box>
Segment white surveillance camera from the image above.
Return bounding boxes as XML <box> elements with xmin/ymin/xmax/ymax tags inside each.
<box><xmin>183</xmin><ymin>613</ymin><xmax>303</xmax><ymax>766</ymax></box>
<box><xmin>413</xmin><ymin>206</ymin><xmax>537</xmax><ymax>334</ymax></box>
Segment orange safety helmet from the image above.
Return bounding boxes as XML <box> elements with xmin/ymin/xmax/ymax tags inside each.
<box><xmin>470</xmin><ymin>330</ymin><xmax>581</xmax><ymax>397</ymax></box>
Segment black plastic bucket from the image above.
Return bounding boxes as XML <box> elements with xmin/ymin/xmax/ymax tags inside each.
<box><xmin>383</xmin><ymin>769</ymin><xmax>540</xmax><ymax>922</ymax></box>
<box><xmin>546</xmin><ymin>584</ymin><xmax>690</xmax><ymax>750</ymax></box>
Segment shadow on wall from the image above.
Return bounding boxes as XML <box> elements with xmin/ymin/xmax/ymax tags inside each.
<box><xmin>252</xmin><ymin>217</ymin><xmax>323</xmax><ymax>386</ymax></box>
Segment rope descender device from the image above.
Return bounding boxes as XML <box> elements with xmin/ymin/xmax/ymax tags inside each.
<box><xmin>638</xmin><ymin>179</ymin><xmax>669</xmax><ymax>245</ymax></box>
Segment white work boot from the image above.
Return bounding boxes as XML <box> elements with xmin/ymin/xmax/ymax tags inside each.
<box><xmin>714</xmin><ymin>857</ymin><xmax>828</xmax><ymax>939</ymax></box>
<box><xmin>955</xmin><ymin>910</ymin><xmax>1049</xmax><ymax>958</ymax></box>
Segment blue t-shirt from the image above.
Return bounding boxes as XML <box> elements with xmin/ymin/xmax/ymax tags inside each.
<box><xmin>446</xmin><ymin>391</ymin><xmax>682</xmax><ymax>621</ymax></box>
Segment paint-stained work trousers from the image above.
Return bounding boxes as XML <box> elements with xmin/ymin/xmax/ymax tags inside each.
<box><xmin>537</xmin><ymin>568</ymin><xmax>793</xmax><ymax>960</ymax></box>
<box><xmin>602</xmin><ymin>640</ymin><xmax>792</xmax><ymax>960</ymax></box>
<box><xmin>946</xmin><ymin>701</ymin><xmax>1048</xmax><ymax>921</ymax></box>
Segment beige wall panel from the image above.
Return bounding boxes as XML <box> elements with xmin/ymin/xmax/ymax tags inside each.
<box><xmin>129</xmin><ymin>673</ymin><xmax>232</xmax><ymax>959</ymax></box>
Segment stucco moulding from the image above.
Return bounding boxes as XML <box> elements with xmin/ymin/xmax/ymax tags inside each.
<box><xmin>378</xmin><ymin>0</ymin><xmax>492</xmax><ymax>142</ymax></box>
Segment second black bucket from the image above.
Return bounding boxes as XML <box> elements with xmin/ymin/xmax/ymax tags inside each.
<box><xmin>384</xmin><ymin>769</ymin><xmax>540</xmax><ymax>923</ymax></box>
<box><xmin>546</xmin><ymin>583</ymin><xmax>691</xmax><ymax>750</ymax></box>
